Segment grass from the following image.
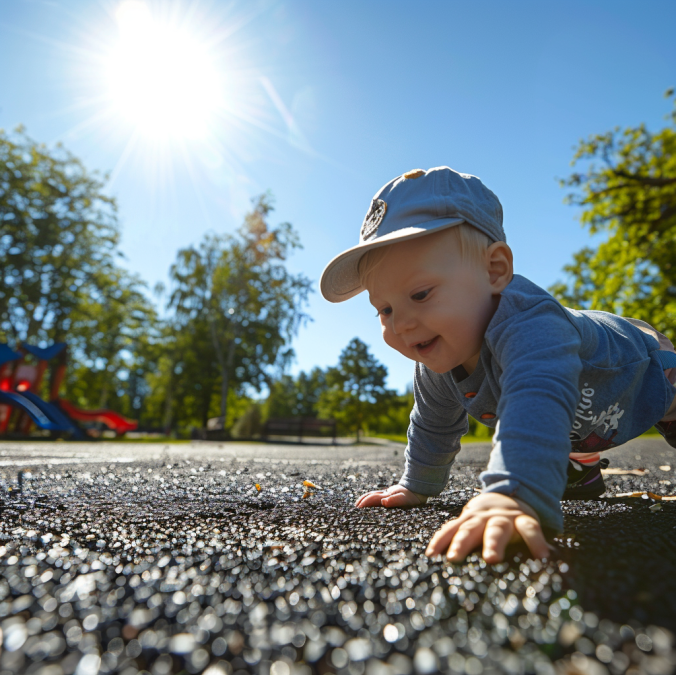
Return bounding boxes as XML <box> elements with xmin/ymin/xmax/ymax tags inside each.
<box><xmin>373</xmin><ymin>432</ymin><xmax>492</xmax><ymax>445</ymax></box>
<box><xmin>375</xmin><ymin>427</ymin><xmax>663</xmax><ymax>446</ymax></box>
<box><xmin>108</xmin><ymin>437</ymin><xmax>192</xmax><ymax>443</ymax></box>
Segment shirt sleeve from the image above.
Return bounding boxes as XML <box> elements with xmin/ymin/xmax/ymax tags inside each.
<box><xmin>480</xmin><ymin>299</ymin><xmax>583</xmax><ymax>532</ymax></box>
<box><xmin>399</xmin><ymin>361</ymin><xmax>468</xmax><ymax>496</ymax></box>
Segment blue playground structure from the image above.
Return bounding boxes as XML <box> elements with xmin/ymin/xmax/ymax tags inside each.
<box><xmin>0</xmin><ymin>344</ymin><xmax>84</xmax><ymax>438</ymax></box>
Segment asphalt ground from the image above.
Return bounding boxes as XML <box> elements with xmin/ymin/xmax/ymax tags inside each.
<box><xmin>0</xmin><ymin>437</ymin><xmax>673</xmax><ymax>675</ymax></box>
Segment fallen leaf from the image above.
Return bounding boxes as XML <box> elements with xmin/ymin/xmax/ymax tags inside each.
<box><xmin>602</xmin><ymin>468</ymin><xmax>647</xmax><ymax>476</ymax></box>
<box><xmin>613</xmin><ymin>491</ymin><xmax>675</xmax><ymax>501</ymax></box>
<box><xmin>660</xmin><ymin>465</ymin><xmax>672</xmax><ymax>472</ymax></box>
<box><xmin>303</xmin><ymin>480</ymin><xmax>319</xmax><ymax>489</ymax></box>
<box><xmin>302</xmin><ymin>491</ymin><xmax>313</xmax><ymax>499</ymax></box>
<box><xmin>255</xmin><ymin>484</ymin><xmax>261</xmax><ymax>491</ymax></box>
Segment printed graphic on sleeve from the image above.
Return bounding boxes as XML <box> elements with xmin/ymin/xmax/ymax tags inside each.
<box><xmin>569</xmin><ymin>383</ymin><xmax>624</xmax><ymax>452</ymax></box>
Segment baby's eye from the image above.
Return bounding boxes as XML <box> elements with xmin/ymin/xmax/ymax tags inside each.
<box><xmin>376</xmin><ymin>307</ymin><xmax>392</xmax><ymax>317</ymax></box>
<box><xmin>411</xmin><ymin>289</ymin><xmax>430</xmax><ymax>301</ymax></box>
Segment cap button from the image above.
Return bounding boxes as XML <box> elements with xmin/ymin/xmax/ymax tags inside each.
<box><xmin>403</xmin><ymin>169</ymin><xmax>425</xmax><ymax>180</ymax></box>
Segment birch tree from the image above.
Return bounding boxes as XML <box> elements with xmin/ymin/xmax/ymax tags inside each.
<box><xmin>168</xmin><ymin>194</ymin><xmax>312</xmax><ymax>426</ymax></box>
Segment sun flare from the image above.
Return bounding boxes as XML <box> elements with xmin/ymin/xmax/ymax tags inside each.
<box><xmin>105</xmin><ymin>1</ymin><xmax>222</xmax><ymax>140</ymax></box>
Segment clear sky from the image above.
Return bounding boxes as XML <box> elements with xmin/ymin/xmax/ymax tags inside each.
<box><xmin>1</xmin><ymin>0</ymin><xmax>675</xmax><ymax>392</ymax></box>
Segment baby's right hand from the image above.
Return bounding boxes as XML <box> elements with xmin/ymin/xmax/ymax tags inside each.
<box><xmin>355</xmin><ymin>485</ymin><xmax>428</xmax><ymax>509</ymax></box>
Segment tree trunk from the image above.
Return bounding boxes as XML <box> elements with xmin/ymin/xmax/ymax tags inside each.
<box><xmin>98</xmin><ymin>378</ymin><xmax>109</xmax><ymax>409</ymax></box>
<box><xmin>356</xmin><ymin>383</ymin><xmax>362</xmax><ymax>442</ymax></box>
<box><xmin>222</xmin><ymin>336</ymin><xmax>237</xmax><ymax>424</ymax></box>
<box><xmin>162</xmin><ymin>363</ymin><xmax>174</xmax><ymax>435</ymax></box>
<box><xmin>209</xmin><ymin>317</ymin><xmax>237</xmax><ymax>429</ymax></box>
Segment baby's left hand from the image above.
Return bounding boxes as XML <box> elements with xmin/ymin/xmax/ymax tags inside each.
<box><xmin>425</xmin><ymin>492</ymin><xmax>551</xmax><ymax>564</ymax></box>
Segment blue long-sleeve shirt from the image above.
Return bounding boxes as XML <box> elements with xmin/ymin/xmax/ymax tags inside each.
<box><xmin>399</xmin><ymin>274</ymin><xmax>676</xmax><ymax>531</ymax></box>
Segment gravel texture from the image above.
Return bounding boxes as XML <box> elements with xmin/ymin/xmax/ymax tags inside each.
<box><xmin>0</xmin><ymin>439</ymin><xmax>673</xmax><ymax>675</ymax></box>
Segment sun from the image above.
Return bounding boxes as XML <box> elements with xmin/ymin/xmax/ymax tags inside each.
<box><xmin>105</xmin><ymin>1</ymin><xmax>222</xmax><ymax>140</ymax></box>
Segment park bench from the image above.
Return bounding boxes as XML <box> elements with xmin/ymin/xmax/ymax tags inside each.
<box><xmin>263</xmin><ymin>417</ymin><xmax>337</xmax><ymax>444</ymax></box>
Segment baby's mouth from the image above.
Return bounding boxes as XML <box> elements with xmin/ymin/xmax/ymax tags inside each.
<box><xmin>415</xmin><ymin>337</ymin><xmax>438</xmax><ymax>354</ymax></box>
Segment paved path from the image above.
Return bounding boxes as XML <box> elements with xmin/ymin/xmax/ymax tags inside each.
<box><xmin>0</xmin><ymin>436</ymin><xmax>674</xmax><ymax>674</ymax></box>
<box><xmin>0</xmin><ymin>435</ymin><xmax>673</xmax><ymax>469</ymax></box>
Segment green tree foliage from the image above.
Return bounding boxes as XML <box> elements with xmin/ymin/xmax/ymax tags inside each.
<box><xmin>0</xmin><ymin>127</ymin><xmax>120</xmax><ymax>343</ymax></box>
<box><xmin>370</xmin><ymin>387</ymin><xmax>413</xmax><ymax>436</ymax></box>
<box><xmin>264</xmin><ymin>367</ymin><xmax>327</xmax><ymax>419</ymax></box>
<box><xmin>317</xmin><ymin>338</ymin><xmax>395</xmax><ymax>440</ymax></box>
<box><xmin>66</xmin><ymin>267</ymin><xmax>158</xmax><ymax>412</ymax></box>
<box><xmin>0</xmin><ymin>127</ymin><xmax>156</xmax><ymax>415</ymax></box>
<box><xmin>550</xmin><ymin>91</ymin><xmax>676</xmax><ymax>339</ymax></box>
<box><xmin>168</xmin><ymin>194</ymin><xmax>312</xmax><ymax>427</ymax></box>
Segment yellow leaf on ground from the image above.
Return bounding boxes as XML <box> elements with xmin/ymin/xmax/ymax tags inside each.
<box><xmin>602</xmin><ymin>468</ymin><xmax>646</xmax><ymax>476</ymax></box>
<box><xmin>302</xmin><ymin>491</ymin><xmax>312</xmax><ymax>499</ymax></box>
<box><xmin>255</xmin><ymin>484</ymin><xmax>261</xmax><ymax>491</ymax></box>
<box><xmin>613</xmin><ymin>491</ymin><xmax>676</xmax><ymax>501</ymax></box>
<box><xmin>303</xmin><ymin>480</ymin><xmax>319</xmax><ymax>489</ymax></box>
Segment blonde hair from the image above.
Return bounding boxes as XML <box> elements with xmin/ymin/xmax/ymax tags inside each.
<box><xmin>357</xmin><ymin>222</ymin><xmax>491</xmax><ymax>289</ymax></box>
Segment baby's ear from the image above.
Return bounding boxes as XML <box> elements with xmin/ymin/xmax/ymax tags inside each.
<box><xmin>486</xmin><ymin>242</ymin><xmax>513</xmax><ymax>292</ymax></box>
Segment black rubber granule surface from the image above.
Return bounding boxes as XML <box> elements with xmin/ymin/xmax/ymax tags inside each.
<box><xmin>0</xmin><ymin>460</ymin><xmax>673</xmax><ymax>675</ymax></box>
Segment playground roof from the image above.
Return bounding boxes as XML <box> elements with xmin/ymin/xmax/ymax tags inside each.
<box><xmin>21</xmin><ymin>343</ymin><xmax>67</xmax><ymax>361</ymax></box>
<box><xmin>0</xmin><ymin>344</ymin><xmax>22</xmax><ymax>367</ymax></box>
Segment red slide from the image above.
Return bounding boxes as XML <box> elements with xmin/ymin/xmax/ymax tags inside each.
<box><xmin>57</xmin><ymin>398</ymin><xmax>138</xmax><ymax>435</ymax></box>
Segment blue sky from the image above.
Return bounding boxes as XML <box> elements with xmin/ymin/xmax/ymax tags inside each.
<box><xmin>1</xmin><ymin>0</ymin><xmax>675</xmax><ymax>392</ymax></box>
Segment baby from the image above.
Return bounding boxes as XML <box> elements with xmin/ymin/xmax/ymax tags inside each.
<box><xmin>319</xmin><ymin>167</ymin><xmax>676</xmax><ymax>564</ymax></box>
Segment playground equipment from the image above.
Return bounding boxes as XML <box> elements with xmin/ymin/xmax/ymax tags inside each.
<box><xmin>0</xmin><ymin>342</ymin><xmax>138</xmax><ymax>438</ymax></box>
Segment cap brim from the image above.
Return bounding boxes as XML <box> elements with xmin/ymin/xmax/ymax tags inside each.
<box><xmin>319</xmin><ymin>217</ymin><xmax>465</xmax><ymax>303</ymax></box>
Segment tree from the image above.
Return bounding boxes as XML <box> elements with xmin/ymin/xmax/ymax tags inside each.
<box><xmin>0</xmin><ymin>127</ymin><xmax>120</xmax><ymax>344</ymax></box>
<box><xmin>318</xmin><ymin>338</ymin><xmax>395</xmax><ymax>440</ymax></box>
<box><xmin>264</xmin><ymin>367</ymin><xmax>328</xmax><ymax>419</ymax></box>
<box><xmin>65</xmin><ymin>267</ymin><xmax>158</xmax><ymax>412</ymax></box>
<box><xmin>168</xmin><ymin>194</ymin><xmax>312</xmax><ymax>426</ymax></box>
<box><xmin>550</xmin><ymin>91</ymin><xmax>676</xmax><ymax>339</ymax></box>
<box><xmin>0</xmin><ymin>126</ymin><xmax>157</xmax><ymax>415</ymax></box>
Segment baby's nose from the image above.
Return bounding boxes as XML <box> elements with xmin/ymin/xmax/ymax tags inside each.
<box><xmin>392</xmin><ymin>310</ymin><xmax>416</xmax><ymax>335</ymax></box>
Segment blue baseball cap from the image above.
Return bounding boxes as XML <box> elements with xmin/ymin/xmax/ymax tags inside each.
<box><xmin>320</xmin><ymin>166</ymin><xmax>504</xmax><ymax>303</ymax></box>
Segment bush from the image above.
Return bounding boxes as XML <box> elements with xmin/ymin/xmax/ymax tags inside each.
<box><xmin>231</xmin><ymin>404</ymin><xmax>263</xmax><ymax>439</ymax></box>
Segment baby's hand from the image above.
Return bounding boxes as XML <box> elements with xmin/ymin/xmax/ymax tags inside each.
<box><xmin>425</xmin><ymin>492</ymin><xmax>550</xmax><ymax>564</ymax></box>
<box><xmin>355</xmin><ymin>484</ymin><xmax>428</xmax><ymax>509</ymax></box>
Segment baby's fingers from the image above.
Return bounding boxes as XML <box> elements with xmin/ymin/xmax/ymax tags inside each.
<box><xmin>381</xmin><ymin>492</ymin><xmax>417</xmax><ymax>508</ymax></box>
<box><xmin>355</xmin><ymin>491</ymin><xmax>386</xmax><ymax>508</ymax></box>
<box><xmin>446</xmin><ymin>522</ymin><xmax>485</xmax><ymax>561</ymax></box>
<box><xmin>482</xmin><ymin>516</ymin><xmax>513</xmax><ymax>564</ymax></box>
<box><xmin>514</xmin><ymin>515</ymin><xmax>550</xmax><ymax>560</ymax></box>
<box><xmin>425</xmin><ymin>518</ymin><xmax>462</xmax><ymax>557</ymax></box>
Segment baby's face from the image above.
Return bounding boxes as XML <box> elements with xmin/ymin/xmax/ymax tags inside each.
<box><xmin>366</xmin><ymin>232</ymin><xmax>501</xmax><ymax>374</ymax></box>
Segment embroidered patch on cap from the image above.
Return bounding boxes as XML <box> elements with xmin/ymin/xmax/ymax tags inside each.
<box><xmin>360</xmin><ymin>199</ymin><xmax>387</xmax><ymax>241</ymax></box>
<box><xmin>403</xmin><ymin>169</ymin><xmax>425</xmax><ymax>179</ymax></box>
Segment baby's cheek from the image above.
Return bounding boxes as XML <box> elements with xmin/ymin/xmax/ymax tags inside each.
<box><xmin>383</xmin><ymin>328</ymin><xmax>409</xmax><ymax>357</ymax></box>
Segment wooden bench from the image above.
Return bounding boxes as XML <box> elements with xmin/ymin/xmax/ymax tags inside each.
<box><xmin>263</xmin><ymin>417</ymin><xmax>337</xmax><ymax>444</ymax></box>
